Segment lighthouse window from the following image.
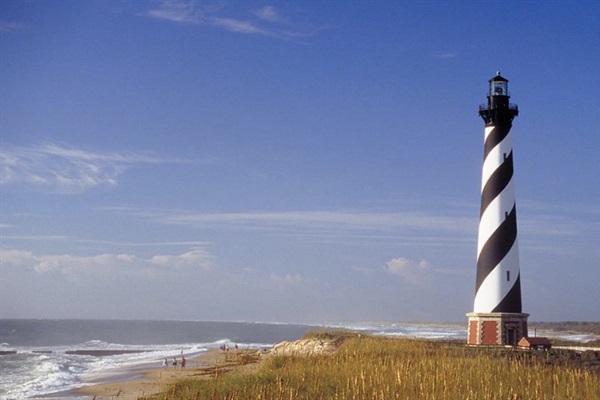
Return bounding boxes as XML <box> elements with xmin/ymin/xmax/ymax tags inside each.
<box><xmin>491</xmin><ymin>81</ymin><xmax>508</xmax><ymax>96</ymax></box>
<box><xmin>507</xmin><ymin>271</ymin><xmax>510</xmax><ymax>281</ymax></box>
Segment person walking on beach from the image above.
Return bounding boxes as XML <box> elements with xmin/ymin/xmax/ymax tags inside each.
<box><xmin>162</xmin><ymin>358</ymin><xmax>168</xmax><ymax>369</ymax></box>
<box><xmin>172</xmin><ymin>357</ymin><xmax>178</xmax><ymax>367</ymax></box>
<box><xmin>181</xmin><ymin>356</ymin><xmax>186</xmax><ymax>369</ymax></box>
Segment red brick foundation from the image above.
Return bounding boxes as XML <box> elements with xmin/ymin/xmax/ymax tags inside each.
<box><xmin>466</xmin><ymin>312</ymin><xmax>528</xmax><ymax>346</ymax></box>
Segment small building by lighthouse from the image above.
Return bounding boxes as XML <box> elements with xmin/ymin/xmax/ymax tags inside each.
<box><xmin>467</xmin><ymin>72</ymin><xmax>528</xmax><ymax>346</ymax></box>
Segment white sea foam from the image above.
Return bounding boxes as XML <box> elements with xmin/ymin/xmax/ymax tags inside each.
<box><xmin>1</xmin><ymin>342</ymin><xmax>231</xmax><ymax>399</ymax></box>
<box><xmin>1</xmin><ymin>339</ymin><xmax>276</xmax><ymax>399</ymax></box>
<box><xmin>1</xmin><ymin>352</ymin><xmax>80</xmax><ymax>399</ymax></box>
<box><xmin>533</xmin><ymin>330</ymin><xmax>598</xmax><ymax>343</ymax></box>
<box><xmin>324</xmin><ymin>321</ymin><xmax>467</xmax><ymax>340</ymax></box>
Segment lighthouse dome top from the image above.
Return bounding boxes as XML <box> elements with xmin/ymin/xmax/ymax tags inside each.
<box><xmin>490</xmin><ymin>71</ymin><xmax>508</xmax><ymax>83</ymax></box>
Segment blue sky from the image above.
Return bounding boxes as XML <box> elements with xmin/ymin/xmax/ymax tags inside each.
<box><xmin>1</xmin><ymin>0</ymin><xmax>599</xmax><ymax>322</ymax></box>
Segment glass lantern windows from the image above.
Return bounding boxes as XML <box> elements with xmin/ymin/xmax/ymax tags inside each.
<box><xmin>491</xmin><ymin>80</ymin><xmax>508</xmax><ymax>96</ymax></box>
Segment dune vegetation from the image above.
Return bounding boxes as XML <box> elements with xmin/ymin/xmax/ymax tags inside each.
<box><xmin>147</xmin><ymin>331</ymin><xmax>600</xmax><ymax>400</ymax></box>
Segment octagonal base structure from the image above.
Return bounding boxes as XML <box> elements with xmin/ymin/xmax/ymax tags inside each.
<box><xmin>466</xmin><ymin>312</ymin><xmax>528</xmax><ymax>346</ymax></box>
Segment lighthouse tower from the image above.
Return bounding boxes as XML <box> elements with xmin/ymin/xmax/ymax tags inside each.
<box><xmin>467</xmin><ymin>72</ymin><xmax>528</xmax><ymax>346</ymax></box>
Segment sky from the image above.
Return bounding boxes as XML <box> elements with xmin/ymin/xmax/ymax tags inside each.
<box><xmin>1</xmin><ymin>0</ymin><xmax>599</xmax><ymax>323</ymax></box>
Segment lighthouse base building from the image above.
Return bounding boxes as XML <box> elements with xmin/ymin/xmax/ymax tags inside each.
<box><xmin>466</xmin><ymin>312</ymin><xmax>528</xmax><ymax>346</ymax></box>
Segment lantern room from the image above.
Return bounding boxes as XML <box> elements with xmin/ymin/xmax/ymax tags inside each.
<box><xmin>490</xmin><ymin>71</ymin><xmax>509</xmax><ymax>97</ymax></box>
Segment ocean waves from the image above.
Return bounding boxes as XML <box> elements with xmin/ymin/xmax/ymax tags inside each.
<box><xmin>325</xmin><ymin>321</ymin><xmax>467</xmax><ymax>340</ymax></box>
<box><xmin>0</xmin><ymin>339</ymin><xmax>238</xmax><ymax>399</ymax></box>
<box><xmin>0</xmin><ymin>319</ymin><xmax>310</xmax><ymax>399</ymax></box>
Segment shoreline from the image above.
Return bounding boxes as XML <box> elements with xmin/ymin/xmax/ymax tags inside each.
<box><xmin>37</xmin><ymin>349</ymin><xmax>222</xmax><ymax>400</ymax></box>
<box><xmin>56</xmin><ymin>348</ymin><xmax>264</xmax><ymax>400</ymax></box>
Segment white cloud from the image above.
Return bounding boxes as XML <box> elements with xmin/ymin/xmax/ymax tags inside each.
<box><xmin>144</xmin><ymin>0</ymin><xmax>201</xmax><ymax>24</ymax></box>
<box><xmin>255</xmin><ymin>6</ymin><xmax>286</xmax><ymax>24</ymax></box>
<box><xmin>0</xmin><ymin>248</ymin><xmax>215</xmax><ymax>277</ymax></box>
<box><xmin>141</xmin><ymin>1</ymin><xmax>317</xmax><ymax>41</ymax></box>
<box><xmin>0</xmin><ymin>249</ymin><xmax>34</xmax><ymax>267</ymax></box>
<box><xmin>212</xmin><ymin>17</ymin><xmax>265</xmax><ymax>35</ymax></box>
<box><xmin>385</xmin><ymin>257</ymin><xmax>431</xmax><ymax>285</ymax></box>
<box><xmin>104</xmin><ymin>199</ymin><xmax>598</xmax><ymax>253</ymax></box>
<box><xmin>270</xmin><ymin>272</ymin><xmax>303</xmax><ymax>286</ymax></box>
<box><xmin>149</xmin><ymin>248</ymin><xmax>214</xmax><ymax>270</ymax></box>
<box><xmin>33</xmin><ymin>253</ymin><xmax>137</xmax><ymax>274</ymax></box>
<box><xmin>109</xmin><ymin>207</ymin><xmax>475</xmax><ymax>238</ymax></box>
<box><xmin>0</xmin><ymin>143</ymin><xmax>187</xmax><ymax>193</ymax></box>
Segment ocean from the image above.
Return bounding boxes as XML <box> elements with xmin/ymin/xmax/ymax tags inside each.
<box><xmin>0</xmin><ymin>319</ymin><xmax>312</xmax><ymax>399</ymax></box>
<box><xmin>1</xmin><ymin>319</ymin><xmax>596</xmax><ymax>399</ymax></box>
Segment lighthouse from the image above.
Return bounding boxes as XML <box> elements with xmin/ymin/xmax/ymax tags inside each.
<box><xmin>467</xmin><ymin>72</ymin><xmax>528</xmax><ymax>346</ymax></box>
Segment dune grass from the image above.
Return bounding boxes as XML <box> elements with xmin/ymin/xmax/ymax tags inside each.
<box><xmin>148</xmin><ymin>334</ymin><xmax>600</xmax><ymax>400</ymax></box>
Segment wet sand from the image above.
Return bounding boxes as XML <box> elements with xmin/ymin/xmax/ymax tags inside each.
<box><xmin>69</xmin><ymin>348</ymin><xmax>263</xmax><ymax>400</ymax></box>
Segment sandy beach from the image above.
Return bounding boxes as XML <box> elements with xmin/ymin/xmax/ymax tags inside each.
<box><xmin>73</xmin><ymin>334</ymin><xmax>600</xmax><ymax>399</ymax></box>
<box><xmin>68</xmin><ymin>337</ymin><xmax>341</xmax><ymax>399</ymax></box>
<box><xmin>70</xmin><ymin>348</ymin><xmax>263</xmax><ymax>400</ymax></box>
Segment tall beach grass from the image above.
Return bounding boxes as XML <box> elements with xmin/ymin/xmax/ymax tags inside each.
<box><xmin>148</xmin><ymin>333</ymin><xmax>600</xmax><ymax>399</ymax></box>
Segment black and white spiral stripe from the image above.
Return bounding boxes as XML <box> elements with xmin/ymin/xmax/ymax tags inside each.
<box><xmin>474</xmin><ymin>124</ymin><xmax>522</xmax><ymax>313</ymax></box>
